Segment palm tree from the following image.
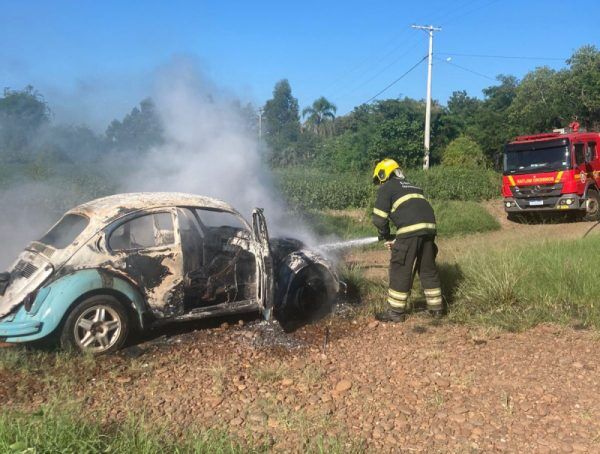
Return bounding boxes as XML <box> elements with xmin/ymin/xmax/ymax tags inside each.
<box><xmin>302</xmin><ymin>97</ymin><xmax>337</xmax><ymax>136</ymax></box>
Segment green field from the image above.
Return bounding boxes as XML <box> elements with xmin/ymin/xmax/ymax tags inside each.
<box><xmin>305</xmin><ymin>200</ymin><xmax>500</xmax><ymax>240</ymax></box>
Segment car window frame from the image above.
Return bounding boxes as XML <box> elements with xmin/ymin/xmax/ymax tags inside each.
<box><xmin>191</xmin><ymin>207</ymin><xmax>252</xmax><ymax>237</ymax></box>
<box><xmin>105</xmin><ymin>209</ymin><xmax>179</xmax><ymax>254</ymax></box>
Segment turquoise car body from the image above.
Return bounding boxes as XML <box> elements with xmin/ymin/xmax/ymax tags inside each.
<box><xmin>0</xmin><ymin>269</ymin><xmax>146</xmax><ymax>342</ymax></box>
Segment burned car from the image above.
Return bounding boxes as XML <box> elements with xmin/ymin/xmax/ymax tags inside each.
<box><xmin>0</xmin><ymin>193</ymin><xmax>339</xmax><ymax>353</ymax></box>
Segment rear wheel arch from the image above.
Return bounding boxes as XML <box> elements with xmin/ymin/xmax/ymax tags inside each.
<box><xmin>59</xmin><ymin>294</ymin><xmax>130</xmax><ymax>354</ymax></box>
<box><xmin>65</xmin><ymin>288</ymin><xmax>145</xmax><ymax>331</ymax></box>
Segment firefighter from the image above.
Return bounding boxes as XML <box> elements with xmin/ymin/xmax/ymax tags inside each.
<box><xmin>371</xmin><ymin>158</ymin><xmax>444</xmax><ymax>322</ymax></box>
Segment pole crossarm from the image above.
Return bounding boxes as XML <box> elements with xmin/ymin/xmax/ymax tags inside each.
<box><xmin>411</xmin><ymin>25</ymin><xmax>442</xmax><ymax>32</ymax></box>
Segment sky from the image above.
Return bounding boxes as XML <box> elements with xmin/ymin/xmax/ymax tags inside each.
<box><xmin>1</xmin><ymin>0</ymin><xmax>599</xmax><ymax>130</ymax></box>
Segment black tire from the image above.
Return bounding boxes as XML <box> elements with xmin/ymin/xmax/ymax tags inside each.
<box><xmin>584</xmin><ymin>189</ymin><xmax>600</xmax><ymax>222</ymax></box>
<box><xmin>60</xmin><ymin>295</ymin><xmax>129</xmax><ymax>354</ymax></box>
<box><xmin>507</xmin><ymin>212</ymin><xmax>532</xmax><ymax>224</ymax></box>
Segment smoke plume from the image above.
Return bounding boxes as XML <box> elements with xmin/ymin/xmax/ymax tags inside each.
<box><xmin>0</xmin><ymin>57</ymin><xmax>313</xmax><ymax>270</ymax></box>
<box><xmin>125</xmin><ymin>58</ymin><xmax>284</xmax><ymax>219</ymax></box>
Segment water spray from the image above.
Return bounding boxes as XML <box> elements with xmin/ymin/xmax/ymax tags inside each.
<box><xmin>317</xmin><ymin>236</ymin><xmax>379</xmax><ymax>252</ymax></box>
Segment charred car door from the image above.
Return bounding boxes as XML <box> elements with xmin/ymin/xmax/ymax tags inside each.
<box><xmin>105</xmin><ymin>209</ymin><xmax>184</xmax><ymax>318</ymax></box>
<box><xmin>179</xmin><ymin>208</ymin><xmax>260</xmax><ymax>311</ymax></box>
<box><xmin>252</xmin><ymin>208</ymin><xmax>274</xmax><ymax>319</ymax></box>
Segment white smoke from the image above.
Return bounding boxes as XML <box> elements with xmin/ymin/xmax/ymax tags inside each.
<box><xmin>125</xmin><ymin>58</ymin><xmax>279</xmax><ymax>218</ymax></box>
<box><xmin>0</xmin><ymin>57</ymin><xmax>319</xmax><ymax>270</ymax></box>
<box><xmin>122</xmin><ymin>58</ymin><xmax>312</xmax><ymax>241</ymax></box>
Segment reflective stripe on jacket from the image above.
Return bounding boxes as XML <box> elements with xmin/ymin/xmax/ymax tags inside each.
<box><xmin>372</xmin><ymin>177</ymin><xmax>436</xmax><ymax>239</ymax></box>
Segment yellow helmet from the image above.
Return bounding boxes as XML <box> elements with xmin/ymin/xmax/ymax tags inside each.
<box><xmin>373</xmin><ymin>158</ymin><xmax>400</xmax><ymax>184</ymax></box>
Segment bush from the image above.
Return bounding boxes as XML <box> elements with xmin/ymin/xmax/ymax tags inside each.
<box><xmin>273</xmin><ymin>167</ymin><xmax>501</xmax><ymax>210</ymax></box>
<box><xmin>441</xmin><ymin>135</ymin><xmax>487</xmax><ymax>168</ymax></box>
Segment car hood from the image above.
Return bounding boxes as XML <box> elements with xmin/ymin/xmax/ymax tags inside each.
<box><xmin>0</xmin><ymin>250</ymin><xmax>54</xmax><ymax>319</ymax></box>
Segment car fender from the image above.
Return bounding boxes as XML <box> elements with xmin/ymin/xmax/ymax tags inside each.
<box><xmin>276</xmin><ymin>251</ymin><xmax>338</xmax><ymax>299</ymax></box>
<box><xmin>5</xmin><ymin>268</ymin><xmax>147</xmax><ymax>343</ymax></box>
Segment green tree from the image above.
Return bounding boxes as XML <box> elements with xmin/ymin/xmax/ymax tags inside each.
<box><xmin>302</xmin><ymin>96</ymin><xmax>337</xmax><ymax>136</ymax></box>
<box><xmin>507</xmin><ymin>66</ymin><xmax>567</xmax><ymax>134</ymax></box>
<box><xmin>567</xmin><ymin>45</ymin><xmax>600</xmax><ymax>129</ymax></box>
<box><xmin>442</xmin><ymin>135</ymin><xmax>487</xmax><ymax>168</ymax></box>
<box><xmin>471</xmin><ymin>75</ymin><xmax>518</xmax><ymax>166</ymax></box>
<box><xmin>105</xmin><ymin>98</ymin><xmax>163</xmax><ymax>152</ymax></box>
<box><xmin>0</xmin><ymin>86</ymin><xmax>51</xmax><ymax>162</ymax></box>
<box><xmin>263</xmin><ymin>79</ymin><xmax>301</xmax><ymax>165</ymax></box>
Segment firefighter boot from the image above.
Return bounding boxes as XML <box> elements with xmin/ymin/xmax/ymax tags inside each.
<box><xmin>375</xmin><ymin>309</ymin><xmax>407</xmax><ymax>323</ymax></box>
<box><xmin>428</xmin><ymin>309</ymin><xmax>444</xmax><ymax>319</ymax></box>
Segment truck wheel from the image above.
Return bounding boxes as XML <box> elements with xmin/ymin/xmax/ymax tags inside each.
<box><xmin>584</xmin><ymin>189</ymin><xmax>600</xmax><ymax>222</ymax></box>
<box><xmin>60</xmin><ymin>295</ymin><xmax>129</xmax><ymax>354</ymax></box>
<box><xmin>507</xmin><ymin>213</ymin><xmax>531</xmax><ymax>224</ymax></box>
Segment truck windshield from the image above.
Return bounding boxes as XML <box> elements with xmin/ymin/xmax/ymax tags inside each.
<box><xmin>38</xmin><ymin>213</ymin><xmax>89</xmax><ymax>249</ymax></box>
<box><xmin>504</xmin><ymin>146</ymin><xmax>570</xmax><ymax>175</ymax></box>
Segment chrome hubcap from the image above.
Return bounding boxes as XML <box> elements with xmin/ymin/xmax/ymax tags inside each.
<box><xmin>74</xmin><ymin>305</ymin><xmax>122</xmax><ymax>352</ymax></box>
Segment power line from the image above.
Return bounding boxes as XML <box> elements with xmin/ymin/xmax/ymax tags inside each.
<box><xmin>438</xmin><ymin>52</ymin><xmax>566</xmax><ymax>61</ymax></box>
<box><xmin>426</xmin><ymin>0</ymin><xmax>480</xmax><ymax>27</ymax></box>
<box><xmin>364</xmin><ymin>55</ymin><xmax>427</xmax><ymax>104</ymax></box>
<box><xmin>334</xmin><ymin>39</ymin><xmax>421</xmax><ymax>99</ymax></box>
<box><xmin>439</xmin><ymin>0</ymin><xmax>501</xmax><ymax>26</ymax></box>
<box><xmin>435</xmin><ymin>56</ymin><xmax>496</xmax><ymax>81</ymax></box>
<box><xmin>322</xmin><ymin>29</ymin><xmax>415</xmax><ymax>93</ymax></box>
<box><xmin>322</xmin><ymin>1</ymin><xmax>462</xmax><ymax>98</ymax></box>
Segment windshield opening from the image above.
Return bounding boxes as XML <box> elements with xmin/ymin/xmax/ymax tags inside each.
<box><xmin>38</xmin><ymin>213</ymin><xmax>90</xmax><ymax>249</ymax></box>
<box><xmin>503</xmin><ymin>146</ymin><xmax>570</xmax><ymax>175</ymax></box>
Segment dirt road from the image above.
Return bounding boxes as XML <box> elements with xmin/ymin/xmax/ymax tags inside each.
<box><xmin>3</xmin><ymin>317</ymin><xmax>600</xmax><ymax>452</ymax></box>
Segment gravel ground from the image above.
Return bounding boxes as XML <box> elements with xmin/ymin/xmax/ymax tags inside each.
<box><xmin>2</xmin><ymin>315</ymin><xmax>600</xmax><ymax>452</ymax></box>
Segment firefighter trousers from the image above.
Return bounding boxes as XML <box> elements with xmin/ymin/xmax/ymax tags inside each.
<box><xmin>387</xmin><ymin>235</ymin><xmax>442</xmax><ymax>312</ymax></box>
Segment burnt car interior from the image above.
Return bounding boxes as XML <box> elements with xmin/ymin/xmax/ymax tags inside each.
<box><xmin>177</xmin><ymin>208</ymin><xmax>256</xmax><ymax>310</ymax></box>
<box><xmin>109</xmin><ymin>213</ymin><xmax>175</xmax><ymax>250</ymax></box>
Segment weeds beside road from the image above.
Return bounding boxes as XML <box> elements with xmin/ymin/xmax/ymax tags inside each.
<box><xmin>306</xmin><ymin>200</ymin><xmax>500</xmax><ymax>240</ymax></box>
<box><xmin>345</xmin><ymin>201</ymin><xmax>600</xmax><ymax>331</ymax></box>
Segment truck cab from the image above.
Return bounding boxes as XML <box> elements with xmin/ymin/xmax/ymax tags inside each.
<box><xmin>502</xmin><ymin>125</ymin><xmax>600</xmax><ymax>221</ymax></box>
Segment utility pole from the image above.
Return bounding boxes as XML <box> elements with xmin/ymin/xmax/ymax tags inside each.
<box><xmin>257</xmin><ymin>107</ymin><xmax>264</xmax><ymax>143</ymax></box>
<box><xmin>411</xmin><ymin>24</ymin><xmax>441</xmax><ymax>170</ymax></box>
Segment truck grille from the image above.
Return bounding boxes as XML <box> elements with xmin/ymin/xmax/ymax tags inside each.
<box><xmin>14</xmin><ymin>261</ymin><xmax>39</xmax><ymax>278</ymax></box>
<box><xmin>511</xmin><ymin>183</ymin><xmax>563</xmax><ymax>198</ymax></box>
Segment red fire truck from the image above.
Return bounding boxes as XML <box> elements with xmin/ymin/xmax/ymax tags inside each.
<box><xmin>502</xmin><ymin>123</ymin><xmax>600</xmax><ymax>221</ymax></box>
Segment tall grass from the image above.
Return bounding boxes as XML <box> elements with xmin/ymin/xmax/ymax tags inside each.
<box><xmin>447</xmin><ymin>234</ymin><xmax>600</xmax><ymax>330</ymax></box>
<box><xmin>342</xmin><ymin>227</ymin><xmax>600</xmax><ymax>332</ymax></box>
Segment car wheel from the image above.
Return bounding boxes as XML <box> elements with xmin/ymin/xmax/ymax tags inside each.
<box><xmin>60</xmin><ymin>295</ymin><xmax>129</xmax><ymax>354</ymax></box>
<box><xmin>584</xmin><ymin>189</ymin><xmax>600</xmax><ymax>222</ymax></box>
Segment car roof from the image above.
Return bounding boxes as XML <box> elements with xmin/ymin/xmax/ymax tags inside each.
<box><xmin>70</xmin><ymin>192</ymin><xmax>238</xmax><ymax>223</ymax></box>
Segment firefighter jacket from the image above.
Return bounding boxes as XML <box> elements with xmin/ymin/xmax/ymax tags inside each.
<box><xmin>372</xmin><ymin>177</ymin><xmax>437</xmax><ymax>240</ymax></box>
